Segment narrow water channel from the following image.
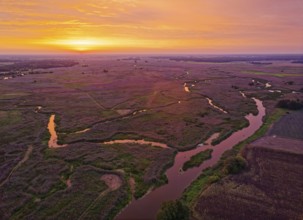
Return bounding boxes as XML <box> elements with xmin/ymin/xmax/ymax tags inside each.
<box><xmin>103</xmin><ymin>140</ymin><xmax>169</xmax><ymax>149</ymax></box>
<box><xmin>206</xmin><ymin>98</ymin><xmax>228</xmax><ymax>114</ymax></box>
<box><xmin>115</xmin><ymin>98</ymin><xmax>265</xmax><ymax>220</ymax></box>
<box><xmin>47</xmin><ymin>114</ymin><xmax>67</xmax><ymax>148</ymax></box>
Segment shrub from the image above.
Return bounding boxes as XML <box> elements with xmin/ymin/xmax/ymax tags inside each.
<box><xmin>157</xmin><ymin>200</ymin><xmax>190</xmax><ymax>220</ymax></box>
<box><xmin>208</xmin><ymin>175</ymin><xmax>221</xmax><ymax>184</ymax></box>
<box><xmin>183</xmin><ymin>116</ymin><xmax>197</xmax><ymax>124</ymax></box>
<box><xmin>156</xmin><ymin>129</ymin><xmax>167</xmax><ymax>135</ymax></box>
<box><xmin>276</xmin><ymin>99</ymin><xmax>303</xmax><ymax>110</ymax></box>
<box><xmin>197</xmin><ymin>111</ymin><xmax>208</xmax><ymax>118</ymax></box>
<box><xmin>223</xmin><ymin>156</ymin><xmax>247</xmax><ymax>174</ymax></box>
<box><xmin>211</xmin><ymin>130</ymin><xmax>234</xmax><ymax>146</ymax></box>
<box><xmin>182</xmin><ymin>149</ymin><xmax>213</xmax><ymax>171</ymax></box>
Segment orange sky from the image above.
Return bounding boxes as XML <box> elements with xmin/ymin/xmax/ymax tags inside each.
<box><xmin>1</xmin><ymin>0</ymin><xmax>303</xmax><ymax>54</ymax></box>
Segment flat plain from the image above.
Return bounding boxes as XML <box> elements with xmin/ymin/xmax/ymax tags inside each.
<box><xmin>0</xmin><ymin>55</ymin><xmax>302</xmax><ymax>219</ymax></box>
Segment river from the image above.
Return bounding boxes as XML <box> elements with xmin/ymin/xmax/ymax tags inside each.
<box><xmin>115</xmin><ymin>97</ymin><xmax>265</xmax><ymax>220</ymax></box>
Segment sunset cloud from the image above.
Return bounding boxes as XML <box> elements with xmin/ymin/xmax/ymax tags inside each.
<box><xmin>0</xmin><ymin>0</ymin><xmax>302</xmax><ymax>53</ymax></box>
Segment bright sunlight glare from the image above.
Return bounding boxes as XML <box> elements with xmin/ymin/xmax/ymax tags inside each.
<box><xmin>40</xmin><ymin>38</ymin><xmax>112</xmax><ymax>52</ymax></box>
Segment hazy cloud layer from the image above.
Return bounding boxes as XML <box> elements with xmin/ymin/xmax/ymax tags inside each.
<box><xmin>0</xmin><ymin>0</ymin><xmax>302</xmax><ymax>53</ymax></box>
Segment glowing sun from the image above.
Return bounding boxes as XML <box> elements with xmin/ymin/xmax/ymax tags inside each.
<box><xmin>63</xmin><ymin>39</ymin><xmax>100</xmax><ymax>51</ymax></box>
<box><xmin>40</xmin><ymin>38</ymin><xmax>111</xmax><ymax>52</ymax></box>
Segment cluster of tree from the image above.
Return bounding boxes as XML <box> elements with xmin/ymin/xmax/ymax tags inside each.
<box><xmin>165</xmin><ymin>55</ymin><xmax>303</xmax><ymax>63</ymax></box>
<box><xmin>157</xmin><ymin>200</ymin><xmax>190</xmax><ymax>220</ymax></box>
<box><xmin>0</xmin><ymin>60</ymin><xmax>78</xmax><ymax>72</ymax></box>
<box><xmin>250</xmin><ymin>61</ymin><xmax>272</xmax><ymax>65</ymax></box>
<box><xmin>276</xmin><ymin>99</ymin><xmax>303</xmax><ymax>110</ymax></box>
<box><xmin>285</xmin><ymin>81</ymin><xmax>294</xmax><ymax>85</ymax></box>
<box><xmin>223</xmin><ymin>156</ymin><xmax>247</xmax><ymax>174</ymax></box>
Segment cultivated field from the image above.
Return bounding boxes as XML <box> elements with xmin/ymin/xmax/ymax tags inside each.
<box><xmin>193</xmin><ymin>109</ymin><xmax>303</xmax><ymax>220</ymax></box>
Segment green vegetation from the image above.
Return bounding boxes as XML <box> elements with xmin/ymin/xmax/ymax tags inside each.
<box><xmin>0</xmin><ymin>110</ymin><xmax>21</xmax><ymax>126</ymax></box>
<box><xmin>242</xmin><ymin>70</ymin><xmax>302</xmax><ymax>77</ymax></box>
<box><xmin>223</xmin><ymin>156</ymin><xmax>247</xmax><ymax>174</ymax></box>
<box><xmin>182</xmin><ymin>149</ymin><xmax>213</xmax><ymax>171</ymax></box>
<box><xmin>0</xmin><ymin>123</ymin><xmax>33</xmax><ymax>145</ymax></box>
<box><xmin>212</xmin><ymin>118</ymin><xmax>249</xmax><ymax>146</ymax></box>
<box><xmin>211</xmin><ymin>130</ymin><xmax>233</xmax><ymax>146</ymax></box>
<box><xmin>262</xmin><ymin>91</ymin><xmax>283</xmax><ymax>100</ymax></box>
<box><xmin>197</xmin><ymin>111</ymin><xmax>208</xmax><ymax>118</ymax></box>
<box><xmin>149</xmin><ymin>92</ymin><xmax>176</xmax><ymax>106</ymax></box>
<box><xmin>9</xmin><ymin>162</ymin><xmax>129</xmax><ymax>220</ymax></box>
<box><xmin>178</xmin><ymin>127</ymin><xmax>205</xmax><ymax>147</ymax></box>
<box><xmin>133</xmin><ymin>177</ymin><xmax>152</xmax><ymax>198</ymax></box>
<box><xmin>1</xmin><ymin>57</ymin><xmax>297</xmax><ymax>220</ymax></box>
<box><xmin>232</xmin><ymin>108</ymin><xmax>285</xmax><ymax>153</ymax></box>
<box><xmin>0</xmin><ymin>92</ymin><xmax>29</xmax><ymax>99</ymax></box>
<box><xmin>30</xmin><ymin>139</ymin><xmax>173</xmax><ymax>219</ymax></box>
<box><xmin>100</xmin><ymin>110</ymin><xmax>119</xmax><ymax>118</ymax></box>
<box><xmin>183</xmin><ymin>116</ymin><xmax>198</xmax><ymax>124</ymax></box>
<box><xmin>276</xmin><ymin>99</ymin><xmax>303</xmax><ymax>110</ymax></box>
<box><xmin>157</xmin><ymin>200</ymin><xmax>190</xmax><ymax>220</ymax></box>
<box><xmin>111</xmin><ymin>132</ymin><xmax>146</xmax><ymax>141</ymax></box>
<box><xmin>181</xmin><ymin>108</ymin><xmax>285</xmax><ymax>209</ymax></box>
<box><xmin>94</xmin><ymin>143</ymin><xmax>173</xmax><ymax>199</ymax></box>
<box><xmin>181</xmin><ymin>167</ymin><xmax>221</xmax><ymax>207</ymax></box>
<box><xmin>64</xmin><ymin>82</ymin><xmax>86</xmax><ymax>89</ymax></box>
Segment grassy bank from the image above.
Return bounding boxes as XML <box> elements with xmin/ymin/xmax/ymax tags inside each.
<box><xmin>182</xmin><ymin>149</ymin><xmax>213</xmax><ymax>171</ymax></box>
<box><xmin>242</xmin><ymin>70</ymin><xmax>302</xmax><ymax>78</ymax></box>
<box><xmin>211</xmin><ymin>119</ymin><xmax>249</xmax><ymax>146</ymax></box>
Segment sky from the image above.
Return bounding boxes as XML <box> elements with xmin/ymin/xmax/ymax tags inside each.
<box><xmin>1</xmin><ymin>0</ymin><xmax>303</xmax><ymax>54</ymax></box>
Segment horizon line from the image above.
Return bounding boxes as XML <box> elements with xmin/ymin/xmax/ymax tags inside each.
<box><xmin>0</xmin><ymin>52</ymin><xmax>302</xmax><ymax>57</ymax></box>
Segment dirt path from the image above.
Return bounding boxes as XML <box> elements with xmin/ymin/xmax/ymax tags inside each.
<box><xmin>86</xmin><ymin>93</ymin><xmax>106</xmax><ymax>110</ymax></box>
<box><xmin>0</xmin><ymin>145</ymin><xmax>33</xmax><ymax>188</ymax></box>
<box><xmin>78</xmin><ymin>189</ymin><xmax>110</xmax><ymax>220</ymax></box>
<box><xmin>78</xmin><ymin>174</ymin><xmax>122</xmax><ymax>220</ymax></box>
<box><xmin>129</xmin><ymin>177</ymin><xmax>136</xmax><ymax>196</ymax></box>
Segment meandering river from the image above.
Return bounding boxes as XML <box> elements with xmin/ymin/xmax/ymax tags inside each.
<box><xmin>115</xmin><ymin>97</ymin><xmax>265</xmax><ymax>220</ymax></box>
<box><xmin>47</xmin><ymin>97</ymin><xmax>266</xmax><ymax>220</ymax></box>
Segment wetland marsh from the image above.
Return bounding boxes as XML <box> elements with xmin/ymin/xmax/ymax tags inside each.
<box><xmin>0</xmin><ymin>55</ymin><xmax>302</xmax><ymax>219</ymax></box>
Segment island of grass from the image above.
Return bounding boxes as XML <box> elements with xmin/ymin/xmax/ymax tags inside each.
<box><xmin>182</xmin><ymin>149</ymin><xmax>213</xmax><ymax>171</ymax></box>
